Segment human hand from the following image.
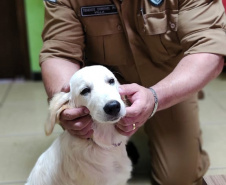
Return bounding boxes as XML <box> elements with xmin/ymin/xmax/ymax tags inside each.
<box><xmin>116</xmin><ymin>83</ymin><xmax>154</xmax><ymax>137</ymax></box>
<box><xmin>59</xmin><ymin>85</ymin><xmax>94</xmax><ymax>138</ymax></box>
<box><xmin>60</xmin><ymin>107</ymin><xmax>93</xmax><ymax>138</ymax></box>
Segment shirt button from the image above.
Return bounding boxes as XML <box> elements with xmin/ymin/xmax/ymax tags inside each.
<box><xmin>143</xmin><ymin>28</ymin><xmax>146</xmax><ymax>32</ymax></box>
<box><xmin>170</xmin><ymin>22</ymin><xmax>176</xmax><ymax>29</ymax></box>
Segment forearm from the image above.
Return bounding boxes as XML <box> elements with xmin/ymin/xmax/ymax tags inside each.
<box><xmin>152</xmin><ymin>53</ymin><xmax>224</xmax><ymax>111</ymax></box>
<box><xmin>41</xmin><ymin>58</ymin><xmax>81</xmax><ymax>99</ymax></box>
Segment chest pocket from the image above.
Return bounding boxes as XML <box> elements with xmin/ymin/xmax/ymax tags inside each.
<box><xmin>80</xmin><ymin>14</ymin><xmax>131</xmax><ymax>66</ymax></box>
<box><xmin>137</xmin><ymin>9</ymin><xmax>181</xmax><ymax>63</ymax></box>
<box><xmin>138</xmin><ymin>10</ymin><xmax>178</xmax><ymax>34</ymax></box>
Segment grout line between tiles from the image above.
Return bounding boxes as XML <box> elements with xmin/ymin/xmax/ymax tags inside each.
<box><xmin>0</xmin><ymin>82</ymin><xmax>13</xmax><ymax>108</ymax></box>
<box><xmin>209</xmin><ymin>167</ymin><xmax>226</xmax><ymax>170</ymax></box>
<box><xmin>200</xmin><ymin>122</ymin><xmax>226</xmax><ymax>125</ymax></box>
<box><xmin>209</xmin><ymin>94</ymin><xmax>226</xmax><ymax>111</ymax></box>
<box><xmin>0</xmin><ymin>131</ymin><xmax>62</xmax><ymax>138</ymax></box>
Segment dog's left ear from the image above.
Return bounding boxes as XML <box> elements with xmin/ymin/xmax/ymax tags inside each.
<box><xmin>45</xmin><ymin>92</ymin><xmax>71</xmax><ymax>136</ymax></box>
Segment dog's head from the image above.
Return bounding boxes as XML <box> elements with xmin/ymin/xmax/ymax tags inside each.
<box><xmin>45</xmin><ymin>65</ymin><xmax>126</xmax><ymax>135</ymax></box>
<box><xmin>69</xmin><ymin>65</ymin><xmax>126</xmax><ymax>124</ymax></box>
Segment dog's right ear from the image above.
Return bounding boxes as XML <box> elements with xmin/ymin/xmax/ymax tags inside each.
<box><xmin>45</xmin><ymin>92</ymin><xmax>71</xmax><ymax>136</ymax></box>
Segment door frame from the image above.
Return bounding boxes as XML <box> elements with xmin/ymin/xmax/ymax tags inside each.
<box><xmin>15</xmin><ymin>0</ymin><xmax>31</xmax><ymax>79</ymax></box>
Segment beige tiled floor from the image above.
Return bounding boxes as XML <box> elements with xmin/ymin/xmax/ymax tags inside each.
<box><xmin>199</xmin><ymin>73</ymin><xmax>226</xmax><ymax>176</ymax></box>
<box><xmin>0</xmin><ymin>73</ymin><xmax>226</xmax><ymax>185</ymax></box>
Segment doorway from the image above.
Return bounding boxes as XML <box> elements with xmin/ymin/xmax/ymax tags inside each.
<box><xmin>0</xmin><ymin>0</ymin><xmax>30</xmax><ymax>79</ymax></box>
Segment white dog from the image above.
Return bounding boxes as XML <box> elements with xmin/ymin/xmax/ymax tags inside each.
<box><xmin>26</xmin><ymin>65</ymin><xmax>132</xmax><ymax>185</ymax></box>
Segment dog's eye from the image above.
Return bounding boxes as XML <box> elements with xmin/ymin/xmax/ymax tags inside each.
<box><xmin>80</xmin><ymin>87</ymin><xmax>91</xmax><ymax>96</ymax></box>
<box><xmin>108</xmin><ymin>78</ymin><xmax>115</xmax><ymax>85</ymax></box>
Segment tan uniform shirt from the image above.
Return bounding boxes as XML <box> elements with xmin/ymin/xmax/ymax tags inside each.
<box><xmin>40</xmin><ymin>0</ymin><xmax>226</xmax><ymax>86</ymax></box>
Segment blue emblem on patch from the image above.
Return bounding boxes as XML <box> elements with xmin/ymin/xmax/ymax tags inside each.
<box><xmin>149</xmin><ymin>0</ymin><xmax>164</xmax><ymax>6</ymax></box>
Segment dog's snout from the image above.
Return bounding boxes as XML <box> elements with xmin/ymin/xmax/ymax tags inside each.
<box><xmin>103</xmin><ymin>100</ymin><xmax>121</xmax><ymax>116</ymax></box>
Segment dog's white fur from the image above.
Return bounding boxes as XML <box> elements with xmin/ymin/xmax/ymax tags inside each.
<box><xmin>26</xmin><ymin>66</ymin><xmax>132</xmax><ymax>185</ymax></box>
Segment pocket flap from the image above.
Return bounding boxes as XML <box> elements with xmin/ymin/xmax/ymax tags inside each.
<box><xmin>138</xmin><ymin>11</ymin><xmax>178</xmax><ymax>35</ymax></box>
<box><xmin>80</xmin><ymin>14</ymin><xmax>123</xmax><ymax>36</ymax></box>
<box><xmin>145</xmin><ymin>12</ymin><xmax>168</xmax><ymax>34</ymax></box>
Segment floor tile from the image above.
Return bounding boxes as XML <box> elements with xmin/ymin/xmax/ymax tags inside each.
<box><xmin>0</xmin><ymin>134</ymin><xmax>59</xmax><ymax>183</ymax></box>
<box><xmin>203</xmin><ymin>72</ymin><xmax>226</xmax><ymax>93</ymax></box>
<box><xmin>199</xmin><ymin>72</ymin><xmax>226</xmax><ymax>176</ymax></box>
<box><xmin>0</xmin><ymin>182</ymin><xmax>25</xmax><ymax>185</ymax></box>
<box><xmin>128</xmin><ymin>174</ymin><xmax>151</xmax><ymax>185</ymax></box>
<box><xmin>202</xmin><ymin>124</ymin><xmax>226</xmax><ymax>169</ymax></box>
<box><xmin>199</xmin><ymin>73</ymin><xmax>226</xmax><ymax>125</ymax></box>
<box><xmin>0</xmin><ymin>83</ymin><xmax>12</xmax><ymax>108</ymax></box>
<box><xmin>205</xmin><ymin>168</ymin><xmax>226</xmax><ymax>176</ymax></box>
<box><xmin>199</xmin><ymin>96</ymin><xmax>226</xmax><ymax>125</ymax></box>
<box><xmin>0</xmin><ymin>82</ymin><xmax>62</xmax><ymax>136</ymax></box>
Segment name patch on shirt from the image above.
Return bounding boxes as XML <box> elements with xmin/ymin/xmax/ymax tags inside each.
<box><xmin>81</xmin><ymin>5</ymin><xmax>118</xmax><ymax>17</ymax></box>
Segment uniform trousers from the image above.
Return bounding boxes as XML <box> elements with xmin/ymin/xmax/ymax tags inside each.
<box><xmin>144</xmin><ymin>94</ymin><xmax>209</xmax><ymax>185</ymax></box>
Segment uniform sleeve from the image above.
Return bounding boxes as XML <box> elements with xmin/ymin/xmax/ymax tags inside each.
<box><xmin>39</xmin><ymin>0</ymin><xmax>85</xmax><ymax>65</ymax></box>
<box><xmin>178</xmin><ymin>0</ymin><xmax>226</xmax><ymax>57</ymax></box>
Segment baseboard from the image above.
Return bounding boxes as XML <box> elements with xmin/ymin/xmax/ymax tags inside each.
<box><xmin>32</xmin><ymin>72</ymin><xmax>42</xmax><ymax>81</ymax></box>
<box><xmin>223</xmin><ymin>65</ymin><xmax>226</xmax><ymax>73</ymax></box>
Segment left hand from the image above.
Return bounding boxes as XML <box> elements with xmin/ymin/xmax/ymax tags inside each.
<box><xmin>116</xmin><ymin>83</ymin><xmax>154</xmax><ymax>137</ymax></box>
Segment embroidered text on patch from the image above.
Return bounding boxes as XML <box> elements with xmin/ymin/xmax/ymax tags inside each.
<box><xmin>44</xmin><ymin>0</ymin><xmax>57</xmax><ymax>3</ymax></box>
<box><xmin>81</xmin><ymin>5</ymin><xmax>118</xmax><ymax>17</ymax></box>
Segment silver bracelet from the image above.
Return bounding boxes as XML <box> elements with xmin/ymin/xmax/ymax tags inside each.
<box><xmin>148</xmin><ymin>87</ymin><xmax>158</xmax><ymax>118</ymax></box>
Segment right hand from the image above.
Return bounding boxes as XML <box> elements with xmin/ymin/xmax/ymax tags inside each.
<box><xmin>60</xmin><ymin>107</ymin><xmax>94</xmax><ymax>138</ymax></box>
<box><xmin>59</xmin><ymin>85</ymin><xmax>94</xmax><ymax>138</ymax></box>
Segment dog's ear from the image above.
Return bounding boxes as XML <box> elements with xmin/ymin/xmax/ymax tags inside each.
<box><xmin>45</xmin><ymin>92</ymin><xmax>71</xmax><ymax>136</ymax></box>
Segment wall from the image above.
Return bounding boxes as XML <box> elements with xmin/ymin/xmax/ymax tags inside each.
<box><xmin>25</xmin><ymin>0</ymin><xmax>44</xmax><ymax>73</ymax></box>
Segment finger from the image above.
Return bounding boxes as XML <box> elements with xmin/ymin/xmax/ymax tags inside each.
<box><xmin>83</xmin><ymin>129</ymin><xmax>94</xmax><ymax>139</ymax></box>
<box><xmin>61</xmin><ymin>115</ymin><xmax>92</xmax><ymax>131</ymax></box>
<box><xmin>61</xmin><ymin>84</ymin><xmax>70</xmax><ymax>93</ymax></box>
<box><xmin>117</xmin><ymin>118</ymin><xmax>131</xmax><ymax>126</ymax></box>
<box><xmin>69</xmin><ymin>120</ymin><xmax>93</xmax><ymax>136</ymax></box>
<box><xmin>60</xmin><ymin>107</ymin><xmax>89</xmax><ymax>121</ymax></box>
<box><xmin>118</xmin><ymin>83</ymin><xmax>138</xmax><ymax>96</ymax></box>
<box><xmin>116</xmin><ymin>123</ymin><xmax>136</xmax><ymax>133</ymax></box>
<box><xmin>115</xmin><ymin>126</ymin><xmax>138</xmax><ymax>137</ymax></box>
<box><xmin>124</xmin><ymin>102</ymin><xmax>142</xmax><ymax>118</ymax></box>
<box><xmin>72</xmin><ymin>116</ymin><xmax>93</xmax><ymax>131</ymax></box>
<box><xmin>68</xmin><ymin>129</ymin><xmax>94</xmax><ymax>139</ymax></box>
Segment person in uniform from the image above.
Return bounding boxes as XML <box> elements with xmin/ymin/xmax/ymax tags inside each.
<box><xmin>40</xmin><ymin>0</ymin><xmax>226</xmax><ymax>184</ymax></box>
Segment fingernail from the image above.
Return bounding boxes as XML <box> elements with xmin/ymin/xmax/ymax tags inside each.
<box><xmin>84</xmin><ymin>108</ymin><xmax>89</xmax><ymax>114</ymax></box>
<box><xmin>61</xmin><ymin>84</ymin><xmax>70</xmax><ymax>92</ymax></box>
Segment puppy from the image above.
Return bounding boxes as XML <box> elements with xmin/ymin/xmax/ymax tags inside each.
<box><xmin>26</xmin><ymin>65</ymin><xmax>132</xmax><ymax>185</ymax></box>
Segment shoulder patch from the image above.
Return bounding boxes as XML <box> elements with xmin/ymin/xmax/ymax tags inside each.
<box><xmin>149</xmin><ymin>0</ymin><xmax>164</xmax><ymax>6</ymax></box>
<box><xmin>44</xmin><ymin>0</ymin><xmax>57</xmax><ymax>3</ymax></box>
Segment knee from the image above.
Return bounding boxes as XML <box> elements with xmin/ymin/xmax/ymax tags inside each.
<box><xmin>152</xmin><ymin>166</ymin><xmax>203</xmax><ymax>185</ymax></box>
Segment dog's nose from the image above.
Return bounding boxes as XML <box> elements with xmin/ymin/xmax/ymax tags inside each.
<box><xmin>103</xmin><ymin>100</ymin><xmax>121</xmax><ymax>116</ymax></box>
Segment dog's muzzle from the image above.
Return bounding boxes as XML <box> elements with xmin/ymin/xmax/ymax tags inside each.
<box><xmin>103</xmin><ymin>100</ymin><xmax>121</xmax><ymax>117</ymax></box>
